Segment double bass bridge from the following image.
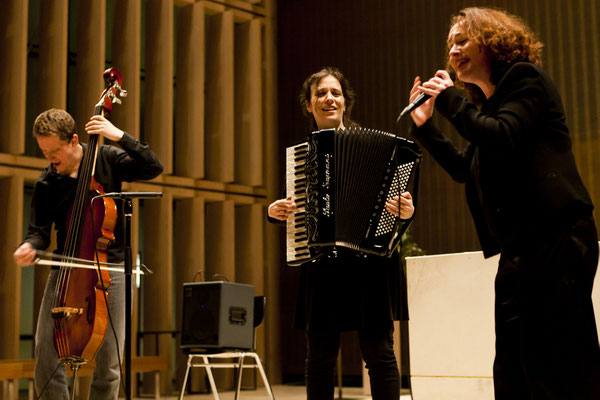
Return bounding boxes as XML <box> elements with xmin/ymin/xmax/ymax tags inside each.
<box><xmin>52</xmin><ymin>307</ymin><xmax>85</xmax><ymax>319</ymax></box>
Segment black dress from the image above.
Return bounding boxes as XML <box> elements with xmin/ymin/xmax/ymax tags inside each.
<box><xmin>294</xmin><ymin>250</ymin><xmax>408</xmax><ymax>332</ymax></box>
<box><xmin>268</xmin><ymin>214</ymin><xmax>409</xmax><ymax>332</ymax></box>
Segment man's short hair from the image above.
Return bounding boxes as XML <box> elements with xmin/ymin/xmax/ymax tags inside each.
<box><xmin>33</xmin><ymin>108</ymin><xmax>77</xmax><ymax>142</ymax></box>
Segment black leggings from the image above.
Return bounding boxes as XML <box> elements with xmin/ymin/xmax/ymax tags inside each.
<box><xmin>305</xmin><ymin>321</ymin><xmax>400</xmax><ymax>400</ymax></box>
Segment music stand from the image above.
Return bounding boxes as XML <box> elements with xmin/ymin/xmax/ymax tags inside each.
<box><xmin>109</xmin><ymin>191</ymin><xmax>163</xmax><ymax>399</ymax></box>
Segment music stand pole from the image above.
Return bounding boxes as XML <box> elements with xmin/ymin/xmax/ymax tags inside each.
<box><xmin>110</xmin><ymin>191</ymin><xmax>161</xmax><ymax>399</ymax></box>
<box><xmin>123</xmin><ymin>197</ymin><xmax>133</xmax><ymax>400</ymax></box>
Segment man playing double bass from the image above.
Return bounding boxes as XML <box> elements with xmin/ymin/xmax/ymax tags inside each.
<box><xmin>13</xmin><ymin>108</ymin><xmax>163</xmax><ymax>399</ymax></box>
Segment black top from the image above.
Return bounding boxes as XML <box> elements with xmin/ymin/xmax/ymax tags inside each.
<box><xmin>23</xmin><ymin>132</ymin><xmax>164</xmax><ymax>263</ymax></box>
<box><xmin>410</xmin><ymin>62</ymin><xmax>593</xmax><ymax>257</ymax></box>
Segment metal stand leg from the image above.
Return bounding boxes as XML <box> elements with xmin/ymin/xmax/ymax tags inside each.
<box><xmin>202</xmin><ymin>355</ymin><xmax>220</xmax><ymax>400</ymax></box>
<box><xmin>251</xmin><ymin>353</ymin><xmax>275</xmax><ymax>400</ymax></box>
<box><xmin>234</xmin><ymin>353</ymin><xmax>246</xmax><ymax>400</ymax></box>
<box><xmin>178</xmin><ymin>355</ymin><xmax>193</xmax><ymax>400</ymax></box>
<box><xmin>154</xmin><ymin>370</ymin><xmax>160</xmax><ymax>400</ymax></box>
<box><xmin>69</xmin><ymin>364</ymin><xmax>81</xmax><ymax>400</ymax></box>
<box><xmin>178</xmin><ymin>352</ymin><xmax>275</xmax><ymax>400</ymax></box>
<box><xmin>28</xmin><ymin>379</ymin><xmax>35</xmax><ymax>400</ymax></box>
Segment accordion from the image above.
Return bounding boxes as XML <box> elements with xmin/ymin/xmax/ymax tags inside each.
<box><xmin>286</xmin><ymin>127</ymin><xmax>422</xmax><ymax>266</ymax></box>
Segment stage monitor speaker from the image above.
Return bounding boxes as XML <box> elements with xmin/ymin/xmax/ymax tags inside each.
<box><xmin>181</xmin><ymin>281</ymin><xmax>254</xmax><ymax>351</ymax></box>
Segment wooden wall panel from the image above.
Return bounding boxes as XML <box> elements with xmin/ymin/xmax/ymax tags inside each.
<box><xmin>0</xmin><ymin>176</ymin><xmax>24</xmax><ymax>358</ymax></box>
<box><xmin>0</xmin><ymin>0</ymin><xmax>28</xmax><ymax>154</ymax></box>
<box><xmin>72</xmin><ymin>0</ymin><xmax>106</xmax><ymax>143</ymax></box>
<box><xmin>142</xmin><ymin>194</ymin><xmax>174</xmax><ymax>393</ymax></box>
<box><xmin>204</xmin><ymin>200</ymin><xmax>236</xmax><ymax>388</ymax></box>
<box><xmin>145</xmin><ymin>0</ymin><xmax>174</xmax><ymax>174</ymax></box>
<box><xmin>235</xmin><ymin>19</ymin><xmax>263</xmax><ymax>186</ymax></box>
<box><xmin>262</xmin><ymin>0</ymin><xmax>282</xmax><ymax>383</ymax></box>
<box><xmin>174</xmin><ymin>197</ymin><xmax>206</xmax><ymax>290</ymax></box>
<box><xmin>38</xmin><ymin>0</ymin><xmax>68</xmax><ymax>112</ymax></box>
<box><xmin>234</xmin><ymin>203</ymin><xmax>266</xmax><ymax>386</ymax></box>
<box><xmin>110</xmin><ymin>0</ymin><xmax>142</xmax><ymax>139</ymax></box>
<box><xmin>175</xmin><ymin>2</ymin><xmax>206</xmax><ymax>178</ymax></box>
<box><xmin>173</xmin><ymin>197</ymin><xmax>205</xmax><ymax>388</ymax></box>
<box><xmin>205</xmin><ymin>11</ymin><xmax>235</xmax><ymax>183</ymax></box>
<box><xmin>235</xmin><ymin>204</ymin><xmax>264</xmax><ymax>288</ymax></box>
<box><xmin>205</xmin><ymin>201</ymin><xmax>236</xmax><ymax>281</ymax></box>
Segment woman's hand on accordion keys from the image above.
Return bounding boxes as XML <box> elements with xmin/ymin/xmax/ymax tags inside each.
<box><xmin>268</xmin><ymin>197</ymin><xmax>297</xmax><ymax>221</ymax></box>
<box><xmin>385</xmin><ymin>192</ymin><xmax>415</xmax><ymax>220</ymax></box>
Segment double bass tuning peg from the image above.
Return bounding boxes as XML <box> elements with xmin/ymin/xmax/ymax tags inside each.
<box><xmin>112</xmin><ymin>82</ymin><xmax>127</xmax><ymax>98</ymax></box>
<box><xmin>108</xmin><ymin>89</ymin><xmax>127</xmax><ymax>104</ymax></box>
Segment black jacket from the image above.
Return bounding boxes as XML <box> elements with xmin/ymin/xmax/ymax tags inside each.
<box><xmin>410</xmin><ymin>62</ymin><xmax>593</xmax><ymax>257</ymax></box>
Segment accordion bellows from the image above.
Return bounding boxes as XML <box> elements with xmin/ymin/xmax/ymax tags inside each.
<box><xmin>286</xmin><ymin>127</ymin><xmax>422</xmax><ymax>266</ymax></box>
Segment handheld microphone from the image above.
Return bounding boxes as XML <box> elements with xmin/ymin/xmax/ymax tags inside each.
<box><xmin>398</xmin><ymin>93</ymin><xmax>431</xmax><ymax>120</ymax></box>
<box><xmin>397</xmin><ymin>70</ymin><xmax>456</xmax><ymax>122</ymax></box>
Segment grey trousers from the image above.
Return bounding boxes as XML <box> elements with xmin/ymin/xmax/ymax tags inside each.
<box><xmin>34</xmin><ymin>269</ymin><xmax>126</xmax><ymax>400</ymax></box>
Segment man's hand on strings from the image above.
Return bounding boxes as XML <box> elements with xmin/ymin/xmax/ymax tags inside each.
<box><xmin>85</xmin><ymin>115</ymin><xmax>124</xmax><ymax>142</ymax></box>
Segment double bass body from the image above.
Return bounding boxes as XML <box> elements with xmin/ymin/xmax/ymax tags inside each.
<box><xmin>52</xmin><ymin>176</ymin><xmax>116</xmax><ymax>364</ymax></box>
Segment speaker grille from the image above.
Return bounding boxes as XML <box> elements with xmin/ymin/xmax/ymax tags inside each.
<box><xmin>180</xmin><ymin>282</ymin><xmax>254</xmax><ymax>350</ymax></box>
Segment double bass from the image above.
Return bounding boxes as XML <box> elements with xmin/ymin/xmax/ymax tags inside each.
<box><xmin>51</xmin><ymin>68</ymin><xmax>127</xmax><ymax>368</ymax></box>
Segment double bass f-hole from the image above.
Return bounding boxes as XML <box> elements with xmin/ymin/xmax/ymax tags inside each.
<box><xmin>86</xmin><ymin>296</ymin><xmax>93</xmax><ymax>324</ymax></box>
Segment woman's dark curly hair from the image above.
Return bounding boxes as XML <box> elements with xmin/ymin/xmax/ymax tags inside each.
<box><xmin>298</xmin><ymin>67</ymin><xmax>358</xmax><ymax>131</ymax></box>
<box><xmin>446</xmin><ymin>7</ymin><xmax>544</xmax><ymax>102</ymax></box>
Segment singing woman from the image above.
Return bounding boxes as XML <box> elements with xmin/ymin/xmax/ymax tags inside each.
<box><xmin>408</xmin><ymin>7</ymin><xmax>600</xmax><ymax>399</ymax></box>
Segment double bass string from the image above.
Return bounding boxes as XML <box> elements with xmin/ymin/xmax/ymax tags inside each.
<box><xmin>54</xmin><ymin>139</ymin><xmax>92</xmax><ymax>306</ymax></box>
<box><xmin>52</xmin><ymin>131</ymin><xmax>98</xmax><ymax>358</ymax></box>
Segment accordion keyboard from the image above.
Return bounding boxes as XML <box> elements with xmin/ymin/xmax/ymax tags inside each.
<box><xmin>286</xmin><ymin>142</ymin><xmax>310</xmax><ymax>264</ymax></box>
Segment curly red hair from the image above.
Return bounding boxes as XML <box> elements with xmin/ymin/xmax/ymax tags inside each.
<box><xmin>446</xmin><ymin>7</ymin><xmax>544</xmax><ymax>101</ymax></box>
